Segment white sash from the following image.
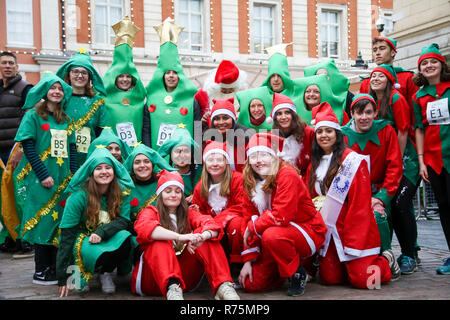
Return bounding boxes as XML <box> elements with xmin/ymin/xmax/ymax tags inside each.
<box><xmin>319</xmin><ymin>152</ymin><xmax>370</xmax><ymax>262</ymax></box>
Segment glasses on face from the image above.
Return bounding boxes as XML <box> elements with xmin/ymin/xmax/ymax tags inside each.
<box><xmin>248</xmin><ymin>152</ymin><xmax>273</xmax><ymax>164</ymax></box>
<box><xmin>71</xmin><ymin>69</ymin><xmax>89</xmax><ymax>77</ymax></box>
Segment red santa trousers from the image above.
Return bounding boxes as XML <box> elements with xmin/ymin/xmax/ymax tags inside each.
<box><xmin>242</xmin><ymin>225</ymin><xmax>318</xmax><ymax>292</ymax></box>
<box><xmin>221</xmin><ymin>215</ymin><xmax>244</xmax><ymax>263</ymax></box>
<box><xmin>131</xmin><ymin>239</ymin><xmax>233</xmax><ymax>297</ymax></box>
<box><xmin>319</xmin><ymin>239</ymin><xmax>392</xmax><ymax>289</ymax></box>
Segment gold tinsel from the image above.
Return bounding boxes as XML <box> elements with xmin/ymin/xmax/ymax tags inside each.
<box><xmin>135</xmin><ymin>193</ymin><xmax>157</xmax><ymax>218</ymax></box>
<box><xmin>16</xmin><ymin>99</ymin><xmax>104</xmax><ymax>182</ymax></box>
<box><xmin>74</xmin><ymin>233</ymin><xmax>93</xmax><ymax>283</ymax></box>
<box><xmin>21</xmin><ymin>174</ymin><xmax>73</xmax><ymax>236</ymax></box>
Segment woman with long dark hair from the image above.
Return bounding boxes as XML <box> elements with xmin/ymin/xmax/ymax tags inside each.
<box><xmin>130</xmin><ymin>170</ymin><xmax>240</xmax><ymax>300</ymax></box>
<box><xmin>413</xmin><ymin>43</ymin><xmax>450</xmax><ymax>275</ymax></box>
<box><xmin>306</xmin><ymin>102</ymin><xmax>400</xmax><ymax>288</ymax></box>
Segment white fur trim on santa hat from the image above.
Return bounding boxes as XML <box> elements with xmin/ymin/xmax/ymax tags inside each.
<box><xmin>156</xmin><ymin>180</ymin><xmax>185</xmax><ymax>196</ymax></box>
<box><xmin>271</xmin><ymin>103</ymin><xmax>296</xmax><ymax>118</ymax></box>
<box><xmin>202</xmin><ymin>148</ymin><xmax>231</xmax><ymax>163</ymax></box>
<box><xmin>246</xmin><ymin>145</ymin><xmax>276</xmax><ymax>157</ymax></box>
<box><xmin>211</xmin><ymin>108</ymin><xmax>236</xmax><ymax>121</ymax></box>
<box><xmin>314</xmin><ymin>120</ymin><xmax>341</xmax><ymax>131</ymax></box>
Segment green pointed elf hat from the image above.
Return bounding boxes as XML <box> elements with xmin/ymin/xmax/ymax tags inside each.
<box><xmin>292</xmin><ymin>74</ymin><xmax>344</xmax><ymax>125</ymax></box>
<box><xmin>303</xmin><ymin>59</ymin><xmax>350</xmax><ymax>102</ymax></box>
<box><xmin>124</xmin><ymin>143</ymin><xmax>175</xmax><ymax>174</ymax></box>
<box><xmin>66</xmin><ymin>147</ymin><xmax>134</xmax><ymax>193</ymax></box>
<box><xmin>145</xmin><ymin>18</ymin><xmax>197</xmax><ymax>109</ymax></box>
<box><xmin>22</xmin><ymin>72</ymin><xmax>73</xmax><ymax>110</ymax></box>
<box><xmin>418</xmin><ymin>43</ymin><xmax>446</xmax><ymax>69</ymax></box>
<box><xmin>87</xmin><ymin>127</ymin><xmax>131</xmax><ymax>160</ymax></box>
<box><xmin>371</xmin><ymin>64</ymin><xmax>401</xmax><ymax>89</ymax></box>
<box><xmin>236</xmin><ymin>86</ymin><xmax>274</xmax><ymax>131</ymax></box>
<box><xmin>157</xmin><ymin>127</ymin><xmax>199</xmax><ymax>159</ymax></box>
<box><xmin>56</xmin><ymin>48</ymin><xmax>107</xmax><ymax>96</ymax></box>
<box><xmin>260</xmin><ymin>43</ymin><xmax>294</xmax><ymax>93</ymax></box>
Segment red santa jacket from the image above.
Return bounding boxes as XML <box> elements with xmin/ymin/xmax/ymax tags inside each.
<box><xmin>306</xmin><ymin>148</ymin><xmax>381</xmax><ymax>262</ymax></box>
<box><xmin>241</xmin><ymin>163</ymin><xmax>327</xmax><ymax>262</ymax></box>
<box><xmin>134</xmin><ymin>205</ymin><xmax>224</xmax><ymax>251</ymax></box>
<box><xmin>342</xmin><ymin>121</ymin><xmax>403</xmax><ymax>206</ymax></box>
<box><xmin>191</xmin><ymin>171</ymin><xmax>244</xmax><ymax>229</ymax></box>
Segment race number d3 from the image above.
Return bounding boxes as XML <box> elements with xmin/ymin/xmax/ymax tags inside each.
<box><xmin>116</xmin><ymin>122</ymin><xmax>138</xmax><ymax>147</ymax></box>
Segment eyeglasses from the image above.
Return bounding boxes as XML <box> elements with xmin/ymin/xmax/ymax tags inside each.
<box><xmin>70</xmin><ymin>69</ymin><xmax>89</xmax><ymax>77</ymax></box>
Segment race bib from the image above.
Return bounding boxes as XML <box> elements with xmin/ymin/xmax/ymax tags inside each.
<box><xmin>75</xmin><ymin>127</ymin><xmax>91</xmax><ymax>153</ymax></box>
<box><xmin>50</xmin><ymin>129</ymin><xmax>68</xmax><ymax>158</ymax></box>
<box><xmin>116</xmin><ymin>122</ymin><xmax>137</xmax><ymax>147</ymax></box>
<box><xmin>156</xmin><ymin>123</ymin><xmax>177</xmax><ymax>146</ymax></box>
<box><xmin>427</xmin><ymin>98</ymin><xmax>449</xmax><ymax>125</ymax></box>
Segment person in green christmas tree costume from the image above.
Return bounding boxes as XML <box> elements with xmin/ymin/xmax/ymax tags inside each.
<box><xmin>103</xmin><ymin>16</ymin><xmax>146</xmax><ymax>148</ymax></box>
<box><xmin>13</xmin><ymin>73</ymin><xmax>78</xmax><ymax>285</ymax></box>
<box><xmin>304</xmin><ymin>59</ymin><xmax>354</xmax><ymax>119</ymax></box>
<box><xmin>142</xmin><ymin>18</ymin><xmax>201</xmax><ymax>150</ymax></box>
<box><xmin>236</xmin><ymin>86</ymin><xmax>273</xmax><ymax>132</ymax></box>
<box><xmin>87</xmin><ymin>127</ymin><xmax>131</xmax><ymax>164</ymax></box>
<box><xmin>57</xmin><ymin>147</ymin><xmax>134</xmax><ymax>296</ymax></box>
<box><xmin>158</xmin><ymin>127</ymin><xmax>202</xmax><ymax>203</ymax></box>
<box><xmin>56</xmin><ymin>48</ymin><xmax>110</xmax><ymax>166</ymax></box>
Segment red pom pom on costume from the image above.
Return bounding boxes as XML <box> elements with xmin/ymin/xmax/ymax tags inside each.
<box><xmin>179</xmin><ymin>107</ymin><xmax>188</xmax><ymax>116</ymax></box>
<box><xmin>59</xmin><ymin>199</ymin><xmax>67</xmax><ymax>208</ymax></box>
<box><xmin>130</xmin><ymin>198</ymin><xmax>139</xmax><ymax>207</ymax></box>
<box><xmin>41</xmin><ymin>123</ymin><xmax>50</xmax><ymax>131</ymax></box>
<box><xmin>148</xmin><ymin>104</ymin><xmax>156</xmax><ymax>113</ymax></box>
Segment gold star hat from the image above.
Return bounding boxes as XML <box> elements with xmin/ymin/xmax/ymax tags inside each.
<box><xmin>86</xmin><ymin>127</ymin><xmax>131</xmax><ymax>161</ymax></box>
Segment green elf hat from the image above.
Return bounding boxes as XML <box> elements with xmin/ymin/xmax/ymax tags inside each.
<box><xmin>103</xmin><ymin>16</ymin><xmax>146</xmax><ymax>142</ymax></box>
<box><xmin>56</xmin><ymin>47</ymin><xmax>107</xmax><ymax>96</ymax></box>
<box><xmin>66</xmin><ymin>147</ymin><xmax>134</xmax><ymax>194</ymax></box>
<box><xmin>124</xmin><ymin>143</ymin><xmax>175</xmax><ymax>174</ymax></box>
<box><xmin>87</xmin><ymin>127</ymin><xmax>131</xmax><ymax>160</ymax></box>
<box><xmin>350</xmin><ymin>93</ymin><xmax>377</xmax><ymax>112</ymax></box>
<box><xmin>260</xmin><ymin>43</ymin><xmax>294</xmax><ymax>93</ymax></box>
<box><xmin>418</xmin><ymin>43</ymin><xmax>446</xmax><ymax>69</ymax></box>
<box><xmin>371</xmin><ymin>64</ymin><xmax>401</xmax><ymax>89</ymax></box>
<box><xmin>303</xmin><ymin>59</ymin><xmax>350</xmax><ymax>102</ymax></box>
<box><xmin>157</xmin><ymin>127</ymin><xmax>200</xmax><ymax>158</ymax></box>
<box><xmin>236</xmin><ymin>86</ymin><xmax>273</xmax><ymax>130</ymax></box>
<box><xmin>145</xmin><ymin>18</ymin><xmax>197</xmax><ymax>110</ymax></box>
<box><xmin>375</xmin><ymin>36</ymin><xmax>397</xmax><ymax>52</ymax></box>
<box><xmin>22</xmin><ymin>72</ymin><xmax>73</xmax><ymax>110</ymax></box>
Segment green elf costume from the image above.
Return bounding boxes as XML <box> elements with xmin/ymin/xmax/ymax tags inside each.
<box><xmin>158</xmin><ymin>127</ymin><xmax>202</xmax><ymax>198</ymax></box>
<box><xmin>56</xmin><ymin>48</ymin><xmax>110</xmax><ymax>166</ymax></box>
<box><xmin>14</xmin><ymin>73</ymin><xmax>77</xmax><ymax>249</ymax></box>
<box><xmin>236</xmin><ymin>86</ymin><xmax>273</xmax><ymax>131</ymax></box>
<box><xmin>56</xmin><ymin>147</ymin><xmax>134</xmax><ymax>290</ymax></box>
<box><xmin>144</xmin><ymin>18</ymin><xmax>198</xmax><ymax>150</ymax></box>
<box><xmin>87</xmin><ymin>127</ymin><xmax>131</xmax><ymax>163</ymax></box>
<box><xmin>103</xmin><ymin>16</ymin><xmax>146</xmax><ymax>147</ymax></box>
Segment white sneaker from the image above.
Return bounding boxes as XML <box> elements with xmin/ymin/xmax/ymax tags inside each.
<box><xmin>166</xmin><ymin>283</ymin><xmax>184</xmax><ymax>300</ymax></box>
<box><xmin>99</xmin><ymin>272</ymin><xmax>116</xmax><ymax>294</ymax></box>
<box><xmin>215</xmin><ymin>281</ymin><xmax>240</xmax><ymax>300</ymax></box>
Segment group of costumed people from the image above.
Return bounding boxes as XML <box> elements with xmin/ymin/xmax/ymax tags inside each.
<box><xmin>1</xmin><ymin>15</ymin><xmax>449</xmax><ymax>300</ymax></box>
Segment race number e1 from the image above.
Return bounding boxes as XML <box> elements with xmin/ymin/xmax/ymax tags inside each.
<box><xmin>116</xmin><ymin>122</ymin><xmax>137</xmax><ymax>147</ymax></box>
<box><xmin>50</xmin><ymin>129</ymin><xmax>68</xmax><ymax>158</ymax></box>
<box><xmin>75</xmin><ymin>126</ymin><xmax>91</xmax><ymax>153</ymax></box>
<box><xmin>427</xmin><ymin>98</ymin><xmax>449</xmax><ymax>125</ymax></box>
<box><xmin>156</xmin><ymin>123</ymin><xmax>177</xmax><ymax>146</ymax></box>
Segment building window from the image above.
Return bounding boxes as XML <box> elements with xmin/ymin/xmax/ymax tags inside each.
<box><xmin>178</xmin><ymin>0</ymin><xmax>203</xmax><ymax>52</ymax></box>
<box><xmin>6</xmin><ymin>0</ymin><xmax>34</xmax><ymax>47</ymax></box>
<box><xmin>94</xmin><ymin>0</ymin><xmax>124</xmax><ymax>45</ymax></box>
<box><xmin>252</xmin><ymin>3</ymin><xmax>275</xmax><ymax>54</ymax></box>
<box><xmin>321</xmin><ymin>10</ymin><xmax>340</xmax><ymax>58</ymax></box>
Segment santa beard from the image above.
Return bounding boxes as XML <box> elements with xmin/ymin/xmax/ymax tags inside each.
<box><xmin>207</xmin><ymin>87</ymin><xmax>240</xmax><ymax>113</ymax></box>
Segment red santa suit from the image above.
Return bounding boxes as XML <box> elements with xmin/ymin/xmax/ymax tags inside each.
<box><xmin>192</xmin><ymin>142</ymin><xmax>245</xmax><ymax>263</ymax></box>
<box><xmin>240</xmin><ymin>133</ymin><xmax>327</xmax><ymax>292</ymax></box>
<box><xmin>131</xmin><ymin>171</ymin><xmax>232</xmax><ymax>297</ymax></box>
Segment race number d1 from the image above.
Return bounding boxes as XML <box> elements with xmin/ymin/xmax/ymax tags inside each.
<box><xmin>116</xmin><ymin>122</ymin><xmax>137</xmax><ymax>147</ymax></box>
<box><xmin>156</xmin><ymin>123</ymin><xmax>177</xmax><ymax>146</ymax></box>
<box><xmin>75</xmin><ymin>127</ymin><xmax>91</xmax><ymax>153</ymax></box>
<box><xmin>50</xmin><ymin>129</ymin><xmax>68</xmax><ymax>158</ymax></box>
<box><xmin>427</xmin><ymin>98</ymin><xmax>449</xmax><ymax>125</ymax></box>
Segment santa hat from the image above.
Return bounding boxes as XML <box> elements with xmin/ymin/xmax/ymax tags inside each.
<box><xmin>210</xmin><ymin>97</ymin><xmax>237</xmax><ymax>121</ymax></box>
<box><xmin>311</xmin><ymin>102</ymin><xmax>341</xmax><ymax>131</ymax></box>
<box><xmin>370</xmin><ymin>64</ymin><xmax>401</xmax><ymax>89</ymax></box>
<box><xmin>246</xmin><ymin>132</ymin><xmax>284</xmax><ymax>158</ymax></box>
<box><xmin>156</xmin><ymin>169</ymin><xmax>184</xmax><ymax>196</ymax></box>
<box><xmin>202</xmin><ymin>140</ymin><xmax>231</xmax><ymax>163</ymax></box>
<box><xmin>350</xmin><ymin>93</ymin><xmax>377</xmax><ymax>112</ymax></box>
<box><xmin>214</xmin><ymin>60</ymin><xmax>240</xmax><ymax>88</ymax></box>
<box><xmin>266</xmin><ymin>92</ymin><xmax>296</xmax><ymax>124</ymax></box>
<box><xmin>375</xmin><ymin>36</ymin><xmax>397</xmax><ymax>52</ymax></box>
<box><xmin>418</xmin><ymin>43</ymin><xmax>446</xmax><ymax>70</ymax></box>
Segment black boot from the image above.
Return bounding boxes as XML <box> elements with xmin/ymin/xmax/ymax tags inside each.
<box><xmin>287</xmin><ymin>265</ymin><xmax>307</xmax><ymax>297</ymax></box>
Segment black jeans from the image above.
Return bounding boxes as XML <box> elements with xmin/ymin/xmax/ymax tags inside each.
<box><xmin>34</xmin><ymin>244</ymin><xmax>57</xmax><ymax>273</ymax></box>
<box><xmin>427</xmin><ymin>166</ymin><xmax>450</xmax><ymax>251</ymax></box>
<box><xmin>94</xmin><ymin>237</ymin><xmax>131</xmax><ymax>274</ymax></box>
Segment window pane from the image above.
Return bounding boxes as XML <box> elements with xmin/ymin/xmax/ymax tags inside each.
<box><xmin>253</xmin><ymin>20</ymin><xmax>261</xmax><ymax>38</ymax></box>
<box><xmin>190</xmin><ymin>0</ymin><xmax>201</xmax><ymax>12</ymax></box>
<box><xmin>254</xmin><ymin>5</ymin><xmax>261</xmax><ymax>18</ymax></box>
<box><xmin>263</xmin><ymin>20</ymin><xmax>272</xmax><ymax>39</ymax></box>
<box><xmin>191</xmin><ymin>32</ymin><xmax>202</xmax><ymax>45</ymax></box>
<box><xmin>191</xmin><ymin>14</ymin><xmax>202</xmax><ymax>32</ymax></box>
<box><xmin>179</xmin><ymin>0</ymin><xmax>188</xmax><ymax>11</ymax></box>
<box><xmin>110</xmin><ymin>0</ymin><xmax>122</xmax><ymax>5</ymax></box>
<box><xmin>330</xmin><ymin>26</ymin><xmax>338</xmax><ymax>42</ymax></box>
<box><xmin>179</xmin><ymin>32</ymin><xmax>189</xmax><ymax>49</ymax></box>
<box><xmin>262</xmin><ymin>6</ymin><xmax>272</xmax><ymax>19</ymax></box>
<box><xmin>330</xmin><ymin>12</ymin><xmax>338</xmax><ymax>24</ymax></box>
<box><xmin>96</xmin><ymin>25</ymin><xmax>107</xmax><ymax>44</ymax></box>
<box><xmin>321</xmin><ymin>25</ymin><xmax>328</xmax><ymax>41</ymax></box>
<box><xmin>6</xmin><ymin>0</ymin><xmax>33</xmax><ymax>46</ymax></box>
<box><xmin>96</xmin><ymin>6</ymin><xmax>107</xmax><ymax>25</ymax></box>
<box><xmin>110</xmin><ymin>7</ymin><xmax>122</xmax><ymax>24</ymax></box>
<box><xmin>322</xmin><ymin>42</ymin><xmax>328</xmax><ymax>57</ymax></box>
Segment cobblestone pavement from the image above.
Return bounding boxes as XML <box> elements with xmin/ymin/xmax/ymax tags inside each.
<box><xmin>0</xmin><ymin>220</ymin><xmax>449</xmax><ymax>301</ymax></box>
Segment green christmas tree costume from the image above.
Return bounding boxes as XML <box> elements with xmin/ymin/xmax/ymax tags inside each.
<box><xmin>236</xmin><ymin>86</ymin><xmax>273</xmax><ymax>131</ymax></box>
<box><xmin>87</xmin><ymin>127</ymin><xmax>131</xmax><ymax>163</ymax></box>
